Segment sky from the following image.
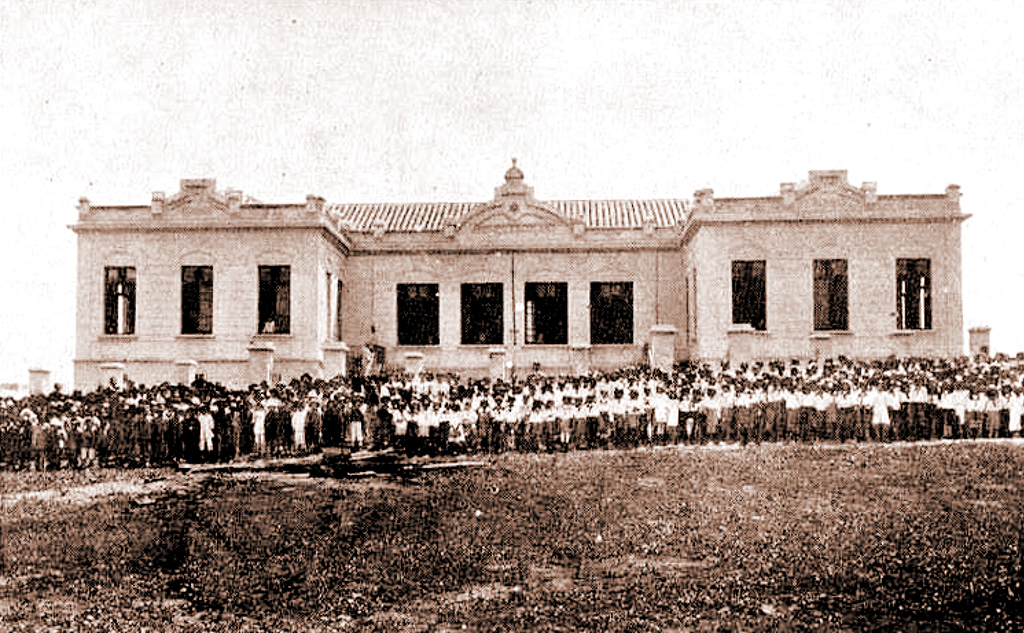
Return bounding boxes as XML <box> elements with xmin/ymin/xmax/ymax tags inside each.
<box><xmin>1</xmin><ymin>0</ymin><xmax>1022</xmax><ymax>389</ymax></box>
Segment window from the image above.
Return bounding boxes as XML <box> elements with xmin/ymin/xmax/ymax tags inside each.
<box><xmin>461</xmin><ymin>283</ymin><xmax>503</xmax><ymax>345</ymax></box>
<box><xmin>525</xmin><ymin>282</ymin><xmax>567</xmax><ymax>344</ymax></box>
<box><xmin>397</xmin><ymin>283</ymin><xmax>439</xmax><ymax>345</ymax></box>
<box><xmin>326</xmin><ymin>272</ymin><xmax>333</xmax><ymax>340</ymax></box>
<box><xmin>813</xmin><ymin>259</ymin><xmax>848</xmax><ymax>331</ymax></box>
<box><xmin>732</xmin><ymin>261</ymin><xmax>766</xmax><ymax>331</ymax></box>
<box><xmin>258</xmin><ymin>266</ymin><xmax>290</xmax><ymax>334</ymax></box>
<box><xmin>688</xmin><ymin>270</ymin><xmax>697</xmax><ymax>342</ymax></box>
<box><xmin>897</xmin><ymin>258</ymin><xmax>931</xmax><ymax>330</ymax></box>
<box><xmin>336</xmin><ymin>280</ymin><xmax>344</xmax><ymax>341</ymax></box>
<box><xmin>181</xmin><ymin>266</ymin><xmax>213</xmax><ymax>335</ymax></box>
<box><xmin>591</xmin><ymin>282</ymin><xmax>633</xmax><ymax>344</ymax></box>
<box><xmin>104</xmin><ymin>266</ymin><xmax>136</xmax><ymax>335</ymax></box>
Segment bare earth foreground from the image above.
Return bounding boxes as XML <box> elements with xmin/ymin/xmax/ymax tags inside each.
<box><xmin>2</xmin><ymin>441</ymin><xmax>1023</xmax><ymax>632</ymax></box>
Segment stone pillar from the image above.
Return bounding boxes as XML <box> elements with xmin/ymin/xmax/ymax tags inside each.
<box><xmin>569</xmin><ymin>345</ymin><xmax>591</xmax><ymax>376</ymax></box>
<box><xmin>28</xmin><ymin>369</ymin><xmax>51</xmax><ymax>395</ymax></box>
<box><xmin>969</xmin><ymin>326</ymin><xmax>991</xmax><ymax>358</ymax></box>
<box><xmin>489</xmin><ymin>347</ymin><xmax>507</xmax><ymax>382</ymax></box>
<box><xmin>247</xmin><ymin>342</ymin><xmax>275</xmax><ymax>386</ymax></box>
<box><xmin>175</xmin><ymin>359</ymin><xmax>198</xmax><ymax>386</ymax></box>
<box><xmin>809</xmin><ymin>333</ymin><xmax>832</xmax><ymax>362</ymax></box>
<box><xmin>726</xmin><ymin>326</ymin><xmax>754</xmax><ymax>367</ymax></box>
<box><xmin>99</xmin><ymin>363</ymin><xmax>126</xmax><ymax>391</ymax></box>
<box><xmin>322</xmin><ymin>342</ymin><xmax>350</xmax><ymax>379</ymax></box>
<box><xmin>403</xmin><ymin>351</ymin><xmax>425</xmax><ymax>376</ymax></box>
<box><xmin>648</xmin><ymin>326</ymin><xmax>677</xmax><ymax>373</ymax></box>
<box><xmin>781</xmin><ymin>183</ymin><xmax>795</xmax><ymax>206</ymax></box>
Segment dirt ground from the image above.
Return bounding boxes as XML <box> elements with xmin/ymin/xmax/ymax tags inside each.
<box><xmin>2</xmin><ymin>441</ymin><xmax>1023</xmax><ymax>632</ymax></box>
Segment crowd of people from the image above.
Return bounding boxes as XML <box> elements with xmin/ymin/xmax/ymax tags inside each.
<box><xmin>2</xmin><ymin>355</ymin><xmax>1023</xmax><ymax>472</ymax></box>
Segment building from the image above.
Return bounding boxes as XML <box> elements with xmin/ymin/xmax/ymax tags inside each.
<box><xmin>72</xmin><ymin>179</ymin><xmax>349</xmax><ymax>390</ymax></box>
<box><xmin>71</xmin><ymin>164</ymin><xmax>968</xmax><ymax>390</ymax></box>
<box><xmin>683</xmin><ymin>170</ymin><xmax>968</xmax><ymax>364</ymax></box>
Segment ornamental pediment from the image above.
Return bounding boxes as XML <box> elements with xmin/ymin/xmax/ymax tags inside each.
<box><xmin>786</xmin><ymin>170</ymin><xmax>871</xmax><ymax>215</ymax></box>
<box><xmin>452</xmin><ymin>160</ymin><xmax>579</xmax><ymax>234</ymax></box>
<box><xmin>459</xmin><ymin>199</ymin><xmax>573</xmax><ymax>231</ymax></box>
<box><xmin>795</xmin><ymin>186</ymin><xmax>864</xmax><ymax>213</ymax></box>
<box><xmin>153</xmin><ymin>179</ymin><xmax>245</xmax><ymax>217</ymax></box>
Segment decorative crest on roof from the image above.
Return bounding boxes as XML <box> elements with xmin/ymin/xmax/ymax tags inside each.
<box><xmin>505</xmin><ymin>158</ymin><xmax>524</xmax><ymax>182</ymax></box>
<box><xmin>154</xmin><ymin>178</ymin><xmax>233</xmax><ymax>216</ymax></box>
<box><xmin>495</xmin><ymin>158</ymin><xmax>533</xmax><ymax>200</ymax></box>
<box><xmin>452</xmin><ymin>160</ymin><xmax>577</xmax><ymax>234</ymax></box>
<box><xmin>780</xmin><ymin>170</ymin><xmax>872</xmax><ymax>215</ymax></box>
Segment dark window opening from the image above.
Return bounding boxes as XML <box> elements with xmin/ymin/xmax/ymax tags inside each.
<box><xmin>258</xmin><ymin>265</ymin><xmax>290</xmax><ymax>334</ymax></box>
<box><xmin>732</xmin><ymin>260</ymin><xmax>766</xmax><ymax>331</ymax></box>
<box><xmin>326</xmin><ymin>272</ymin><xmax>333</xmax><ymax>341</ymax></box>
<box><xmin>182</xmin><ymin>266</ymin><xmax>213</xmax><ymax>335</ymax></box>
<box><xmin>813</xmin><ymin>259</ymin><xmax>848</xmax><ymax>331</ymax></box>
<box><xmin>398</xmin><ymin>283</ymin><xmax>439</xmax><ymax>345</ymax></box>
<box><xmin>461</xmin><ymin>283</ymin><xmax>503</xmax><ymax>345</ymax></box>
<box><xmin>104</xmin><ymin>266</ymin><xmax>136</xmax><ymax>335</ymax></box>
<box><xmin>336</xmin><ymin>280</ymin><xmax>344</xmax><ymax>341</ymax></box>
<box><xmin>591</xmin><ymin>281</ymin><xmax>633</xmax><ymax>344</ymax></box>
<box><xmin>897</xmin><ymin>258</ymin><xmax>931</xmax><ymax>330</ymax></box>
<box><xmin>525</xmin><ymin>282</ymin><xmax>567</xmax><ymax>344</ymax></box>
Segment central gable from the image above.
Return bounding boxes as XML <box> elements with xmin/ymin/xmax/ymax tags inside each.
<box><xmin>461</xmin><ymin>199</ymin><xmax>573</xmax><ymax>230</ymax></box>
<box><xmin>789</xmin><ymin>170</ymin><xmax>869</xmax><ymax>216</ymax></box>
<box><xmin>154</xmin><ymin>178</ymin><xmax>246</xmax><ymax>217</ymax></box>
<box><xmin>455</xmin><ymin>160</ymin><xmax>578</xmax><ymax>233</ymax></box>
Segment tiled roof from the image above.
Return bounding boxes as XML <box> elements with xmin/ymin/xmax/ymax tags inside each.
<box><xmin>325</xmin><ymin>199</ymin><xmax>687</xmax><ymax>233</ymax></box>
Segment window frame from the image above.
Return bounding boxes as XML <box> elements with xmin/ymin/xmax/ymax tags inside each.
<box><xmin>258</xmin><ymin>265</ymin><xmax>291</xmax><ymax>335</ymax></box>
<box><xmin>335</xmin><ymin>279</ymin><xmax>344</xmax><ymax>342</ymax></box>
<box><xmin>590</xmin><ymin>281</ymin><xmax>633</xmax><ymax>345</ymax></box>
<box><xmin>731</xmin><ymin>260</ymin><xmax>766</xmax><ymax>331</ymax></box>
<box><xmin>812</xmin><ymin>259</ymin><xmax>848</xmax><ymax>331</ymax></box>
<box><xmin>461</xmin><ymin>282</ymin><xmax>504</xmax><ymax>345</ymax></box>
<box><xmin>103</xmin><ymin>266</ymin><xmax>136</xmax><ymax>335</ymax></box>
<box><xmin>525</xmin><ymin>282</ymin><xmax>568</xmax><ymax>345</ymax></box>
<box><xmin>896</xmin><ymin>258</ymin><xmax>932</xmax><ymax>330</ymax></box>
<box><xmin>397</xmin><ymin>283</ymin><xmax>440</xmax><ymax>346</ymax></box>
<box><xmin>181</xmin><ymin>265</ymin><xmax>214</xmax><ymax>335</ymax></box>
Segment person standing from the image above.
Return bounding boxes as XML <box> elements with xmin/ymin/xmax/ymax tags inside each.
<box><xmin>701</xmin><ymin>388</ymin><xmax>721</xmax><ymax>444</ymax></box>
<box><xmin>251</xmin><ymin>399</ymin><xmax>267</xmax><ymax>457</ymax></box>
<box><xmin>1009</xmin><ymin>385</ymin><xmax>1024</xmax><ymax>438</ymax></box>
<box><xmin>782</xmin><ymin>382</ymin><xmax>801</xmax><ymax>443</ymax></box>
<box><xmin>868</xmin><ymin>380</ymin><xmax>892</xmax><ymax>443</ymax></box>
<box><xmin>291</xmin><ymin>400</ymin><xmax>308</xmax><ymax>453</ymax></box>
<box><xmin>347</xmin><ymin>397</ymin><xmax>365</xmax><ymax>451</ymax></box>
<box><xmin>28</xmin><ymin>413</ymin><xmax>46</xmax><ymax>472</ymax></box>
<box><xmin>984</xmin><ymin>388</ymin><xmax>1002</xmax><ymax>439</ymax></box>
<box><xmin>198</xmin><ymin>404</ymin><xmax>215</xmax><ymax>462</ymax></box>
<box><xmin>652</xmin><ymin>387</ymin><xmax>669</xmax><ymax>446</ymax></box>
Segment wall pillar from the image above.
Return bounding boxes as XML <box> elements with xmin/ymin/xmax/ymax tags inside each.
<box><xmin>648</xmin><ymin>325</ymin><xmax>677</xmax><ymax>373</ymax></box>
<box><xmin>809</xmin><ymin>333</ymin><xmax>832</xmax><ymax>362</ymax></box>
<box><xmin>489</xmin><ymin>347</ymin><xmax>507</xmax><ymax>382</ymax></box>
<box><xmin>322</xmin><ymin>342</ymin><xmax>350</xmax><ymax>379</ymax></box>
<box><xmin>99</xmin><ymin>363</ymin><xmax>126</xmax><ymax>391</ymax></box>
<box><xmin>403</xmin><ymin>351</ymin><xmax>425</xmax><ymax>376</ymax></box>
<box><xmin>969</xmin><ymin>326</ymin><xmax>991</xmax><ymax>358</ymax></box>
<box><xmin>174</xmin><ymin>359</ymin><xmax>198</xmax><ymax>386</ymax></box>
<box><xmin>247</xmin><ymin>342</ymin><xmax>275</xmax><ymax>386</ymax></box>
<box><xmin>28</xmin><ymin>369</ymin><xmax>51</xmax><ymax>395</ymax></box>
<box><xmin>569</xmin><ymin>345</ymin><xmax>591</xmax><ymax>375</ymax></box>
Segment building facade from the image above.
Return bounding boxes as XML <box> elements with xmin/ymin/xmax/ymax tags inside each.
<box><xmin>71</xmin><ymin>165</ymin><xmax>968</xmax><ymax>390</ymax></box>
<box><xmin>683</xmin><ymin>170</ymin><xmax>968</xmax><ymax>365</ymax></box>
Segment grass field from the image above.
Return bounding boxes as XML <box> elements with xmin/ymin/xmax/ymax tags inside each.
<box><xmin>2</xmin><ymin>441</ymin><xmax>1023</xmax><ymax>632</ymax></box>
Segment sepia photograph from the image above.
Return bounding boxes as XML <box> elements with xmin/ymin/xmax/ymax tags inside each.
<box><xmin>2</xmin><ymin>0</ymin><xmax>1023</xmax><ymax>630</ymax></box>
